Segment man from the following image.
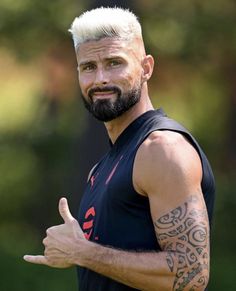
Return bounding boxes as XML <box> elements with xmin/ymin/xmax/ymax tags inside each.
<box><xmin>24</xmin><ymin>7</ymin><xmax>215</xmax><ymax>291</ymax></box>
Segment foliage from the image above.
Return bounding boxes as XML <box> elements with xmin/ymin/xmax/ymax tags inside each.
<box><xmin>0</xmin><ymin>0</ymin><xmax>235</xmax><ymax>290</ymax></box>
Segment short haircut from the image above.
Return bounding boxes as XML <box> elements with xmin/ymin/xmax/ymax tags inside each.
<box><xmin>69</xmin><ymin>7</ymin><xmax>142</xmax><ymax>50</ymax></box>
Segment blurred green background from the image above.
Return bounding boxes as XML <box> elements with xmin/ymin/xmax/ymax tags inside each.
<box><xmin>0</xmin><ymin>0</ymin><xmax>235</xmax><ymax>290</ymax></box>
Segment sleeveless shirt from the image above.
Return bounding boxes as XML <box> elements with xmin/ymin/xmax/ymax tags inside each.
<box><xmin>77</xmin><ymin>109</ymin><xmax>215</xmax><ymax>291</ymax></box>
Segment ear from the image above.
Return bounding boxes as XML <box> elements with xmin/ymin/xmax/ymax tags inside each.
<box><xmin>141</xmin><ymin>55</ymin><xmax>155</xmax><ymax>83</ymax></box>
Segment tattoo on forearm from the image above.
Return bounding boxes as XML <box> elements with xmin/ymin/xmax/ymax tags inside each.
<box><xmin>155</xmin><ymin>195</ymin><xmax>209</xmax><ymax>291</ymax></box>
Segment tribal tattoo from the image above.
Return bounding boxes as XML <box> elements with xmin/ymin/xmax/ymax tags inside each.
<box><xmin>155</xmin><ymin>195</ymin><xmax>209</xmax><ymax>291</ymax></box>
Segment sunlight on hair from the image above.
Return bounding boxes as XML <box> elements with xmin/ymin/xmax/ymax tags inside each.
<box><xmin>69</xmin><ymin>7</ymin><xmax>142</xmax><ymax>49</ymax></box>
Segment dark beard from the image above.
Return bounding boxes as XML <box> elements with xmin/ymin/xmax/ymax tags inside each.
<box><xmin>81</xmin><ymin>85</ymin><xmax>142</xmax><ymax>122</ymax></box>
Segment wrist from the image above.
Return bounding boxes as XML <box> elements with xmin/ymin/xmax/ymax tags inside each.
<box><xmin>73</xmin><ymin>238</ymin><xmax>98</xmax><ymax>267</ymax></box>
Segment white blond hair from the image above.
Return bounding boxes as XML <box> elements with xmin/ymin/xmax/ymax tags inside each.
<box><xmin>69</xmin><ymin>7</ymin><xmax>142</xmax><ymax>49</ymax></box>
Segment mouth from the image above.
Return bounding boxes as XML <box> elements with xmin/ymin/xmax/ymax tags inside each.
<box><xmin>92</xmin><ymin>91</ymin><xmax>116</xmax><ymax>100</ymax></box>
<box><xmin>88</xmin><ymin>86</ymin><xmax>121</xmax><ymax>102</ymax></box>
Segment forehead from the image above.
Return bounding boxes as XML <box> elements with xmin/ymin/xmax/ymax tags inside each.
<box><xmin>76</xmin><ymin>38</ymin><xmax>138</xmax><ymax>63</ymax></box>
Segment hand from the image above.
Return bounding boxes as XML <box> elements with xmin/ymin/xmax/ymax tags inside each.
<box><xmin>24</xmin><ymin>197</ymin><xmax>86</xmax><ymax>268</ymax></box>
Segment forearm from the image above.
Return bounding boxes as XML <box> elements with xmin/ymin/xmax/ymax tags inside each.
<box><xmin>76</xmin><ymin>241</ymin><xmax>174</xmax><ymax>291</ymax></box>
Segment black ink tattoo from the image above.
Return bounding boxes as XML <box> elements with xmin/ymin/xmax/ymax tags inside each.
<box><xmin>155</xmin><ymin>195</ymin><xmax>209</xmax><ymax>291</ymax></box>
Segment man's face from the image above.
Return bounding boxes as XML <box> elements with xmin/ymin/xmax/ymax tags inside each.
<box><xmin>76</xmin><ymin>37</ymin><xmax>144</xmax><ymax>122</ymax></box>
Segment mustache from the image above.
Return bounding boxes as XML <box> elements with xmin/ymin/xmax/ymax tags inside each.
<box><xmin>88</xmin><ymin>86</ymin><xmax>121</xmax><ymax>99</ymax></box>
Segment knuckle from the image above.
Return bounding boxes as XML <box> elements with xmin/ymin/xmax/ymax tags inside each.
<box><xmin>46</xmin><ymin>227</ymin><xmax>53</xmax><ymax>235</ymax></box>
<box><xmin>42</xmin><ymin>237</ymin><xmax>48</xmax><ymax>246</ymax></box>
<box><xmin>46</xmin><ymin>226</ymin><xmax>55</xmax><ymax>236</ymax></box>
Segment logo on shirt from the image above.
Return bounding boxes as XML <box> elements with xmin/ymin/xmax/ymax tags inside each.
<box><xmin>90</xmin><ymin>172</ymin><xmax>99</xmax><ymax>188</ymax></box>
<box><xmin>82</xmin><ymin>206</ymin><xmax>98</xmax><ymax>240</ymax></box>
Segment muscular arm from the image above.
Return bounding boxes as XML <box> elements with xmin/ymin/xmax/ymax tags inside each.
<box><xmin>24</xmin><ymin>131</ymin><xmax>210</xmax><ymax>291</ymax></box>
<box><xmin>133</xmin><ymin>131</ymin><xmax>210</xmax><ymax>290</ymax></box>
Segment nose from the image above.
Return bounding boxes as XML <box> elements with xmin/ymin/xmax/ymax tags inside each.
<box><xmin>94</xmin><ymin>68</ymin><xmax>109</xmax><ymax>86</ymax></box>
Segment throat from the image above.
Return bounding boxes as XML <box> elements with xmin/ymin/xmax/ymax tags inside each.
<box><xmin>105</xmin><ymin>107</ymin><xmax>144</xmax><ymax>144</ymax></box>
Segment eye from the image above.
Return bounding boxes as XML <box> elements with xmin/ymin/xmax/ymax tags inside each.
<box><xmin>81</xmin><ymin>63</ymin><xmax>96</xmax><ymax>72</ymax></box>
<box><xmin>109</xmin><ymin>59</ymin><xmax>122</xmax><ymax>68</ymax></box>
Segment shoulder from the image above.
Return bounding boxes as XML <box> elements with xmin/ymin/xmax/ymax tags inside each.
<box><xmin>133</xmin><ymin>130</ymin><xmax>202</xmax><ymax>197</ymax></box>
<box><xmin>139</xmin><ymin>130</ymin><xmax>200</xmax><ymax>165</ymax></box>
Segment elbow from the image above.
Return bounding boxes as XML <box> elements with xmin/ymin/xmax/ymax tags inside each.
<box><xmin>181</xmin><ymin>264</ymin><xmax>210</xmax><ymax>291</ymax></box>
<box><xmin>172</xmin><ymin>257</ymin><xmax>210</xmax><ymax>291</ymax></box>
<box><xmin>195</xmin><ymin>257</ymin><xmax>210</xmax><ymax>290</ymax></box>
<box><xmin>197</xmin><ymin>267</ymin><xmax>210</xmax><ymax>290</ymax></box>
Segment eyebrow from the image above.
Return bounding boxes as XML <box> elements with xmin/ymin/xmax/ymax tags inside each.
<box><xmin>78</xmin><ymin>60</ymin><xmax>95</xmax><ymax>67</ymax></box>
<box><xmin>78</xmin><ymin>56</ymin><xmax>125</xmax><ymax>67</ymax></box>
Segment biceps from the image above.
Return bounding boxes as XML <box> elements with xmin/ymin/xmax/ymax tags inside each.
<box><xmin>154</xmin><ymin>195</ymin><xmax>209</xmax><ymax>249</ymax></box>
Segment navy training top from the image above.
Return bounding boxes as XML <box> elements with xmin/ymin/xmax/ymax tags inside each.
<box><xmin>77</xmin><ymin>109</ymin><xmax>215</xmax><ymax>291</ymax></box>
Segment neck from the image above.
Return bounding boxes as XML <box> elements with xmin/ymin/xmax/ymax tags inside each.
<box><xmin>104</xmin><ymin>86</ymin><xmax>154</xmax><ymax>144</ymax></box>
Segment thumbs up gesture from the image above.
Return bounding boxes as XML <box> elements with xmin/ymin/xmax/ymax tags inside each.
<box><xmin>24</xmin><ymin>198</ymin><xmax>86</xmax><ymax>268</ymax></box>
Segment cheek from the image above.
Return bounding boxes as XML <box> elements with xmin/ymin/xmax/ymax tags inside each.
<box><xmin>117</xmin><ymin>71</ymin><xmax>141</xmax><ymax>89</ymax></box>
<box><xmin>121</xmin><ymin>63</ymin><xmax>142</xmax><ymax>86</ymax></box>
<box><xmin>79</xmin><ymin>75</ymin><xmax>92</xmax><ymax>94</ymax></box>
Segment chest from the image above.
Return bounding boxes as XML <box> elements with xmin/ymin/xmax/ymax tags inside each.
<box><xmin>78</xmin><ymin>152</ymin><xmax>154</xmax><ymax>246</ymax></box>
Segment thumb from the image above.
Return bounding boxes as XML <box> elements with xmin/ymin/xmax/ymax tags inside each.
<box><xmin>59</xmin><ymin>197</ymin><xmax>75</xmax><ymax>223</ymax></box>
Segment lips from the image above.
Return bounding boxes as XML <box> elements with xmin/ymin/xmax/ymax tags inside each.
<box><xmin>92</xmin><ymin>91</ymin><xmax>116</xmax><ymax>99</ymax></box>
<box><xmin>88</xmin><ymin>86</ymin><xmax>121</xmax><ymax>101</ymax></box>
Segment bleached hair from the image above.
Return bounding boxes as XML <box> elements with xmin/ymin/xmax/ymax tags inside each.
<box><xmin>69</xmin><ymin>7</ymin><xmax>142</xmax><ymax>49</ymax></box>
